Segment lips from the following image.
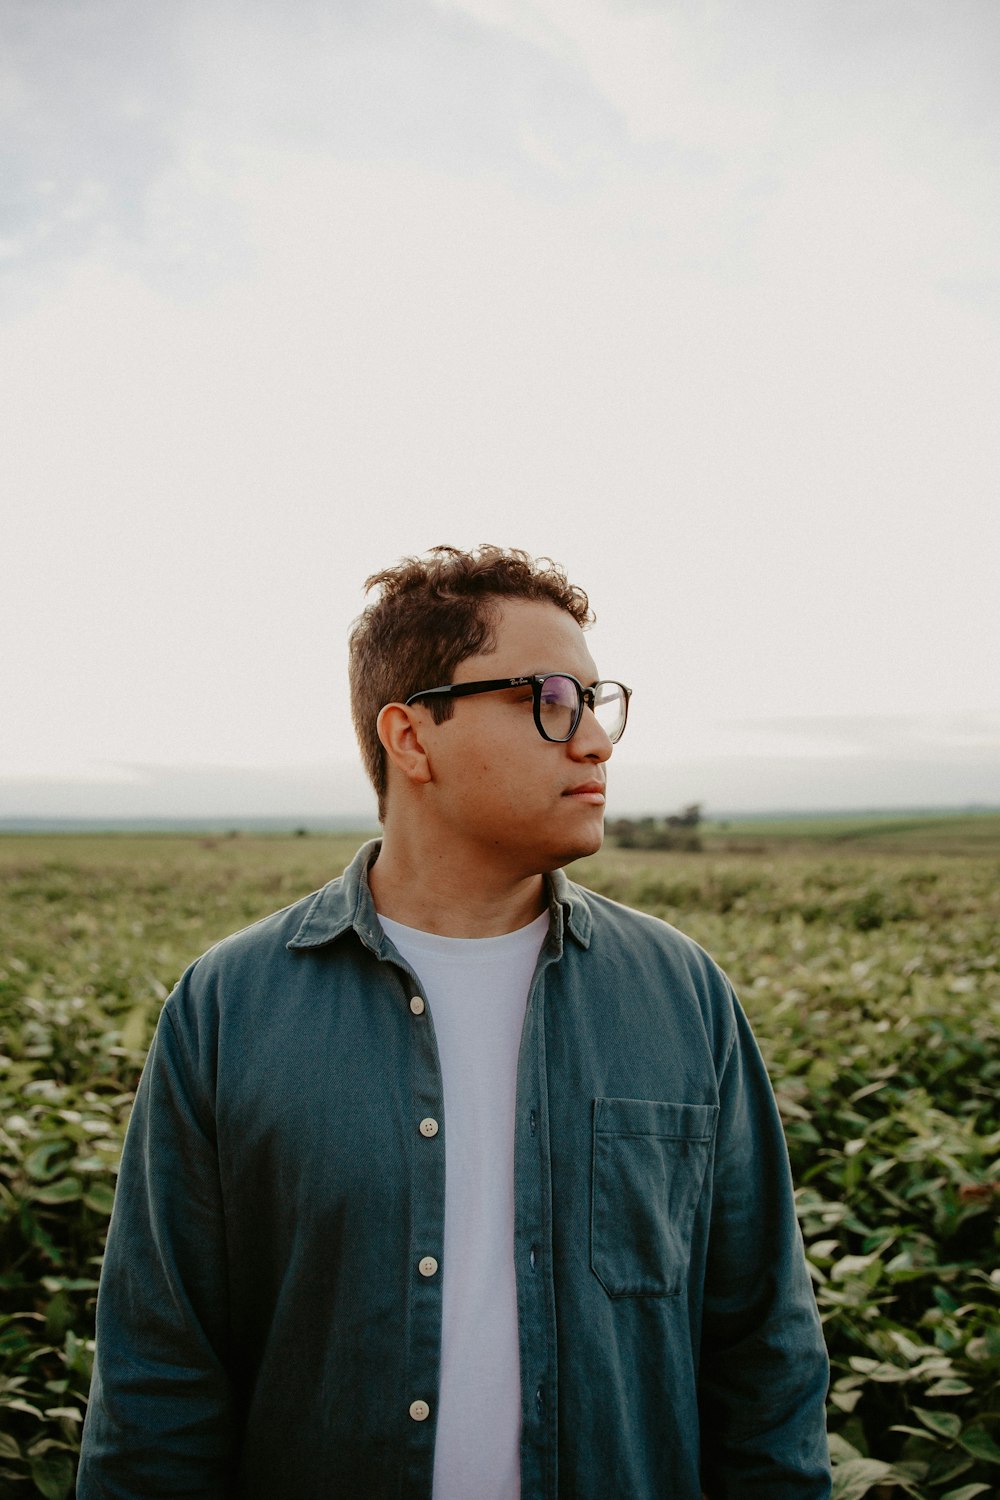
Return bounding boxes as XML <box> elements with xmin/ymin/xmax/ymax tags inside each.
<box><xmin>563</xmin><ymin>781</ymin><xmax>606</xmax><ymax>802</ymax></box>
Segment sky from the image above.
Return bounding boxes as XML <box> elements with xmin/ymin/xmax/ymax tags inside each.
<box><xmin>2</xmin><ymin>0</ymin><xmax>999</xmax><ymax>820</ymax></box>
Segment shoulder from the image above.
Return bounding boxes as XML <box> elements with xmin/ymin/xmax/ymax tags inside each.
<box><xmin>178</xmin><ymin>838</ymin><xmax>380</xmax><ymax>989</ymax></box>
<box><xmin>164</xmin><ymin>876</ymin><xmax>347</xmax><ymax>1020</ymax></box>
<box><xmin>207</xmin><ymin>885</ymin><xmax>330</xmax><ymax>967</ymax></box>
<box><xmin>556</xmin><ymin>878</ymin><xmax>742</xmax><ymax>1073</ymax></box>
<box><xmin>574</xmin><ymin>880</ymin><xmax>732</xmax><ymax>988</ymax></box>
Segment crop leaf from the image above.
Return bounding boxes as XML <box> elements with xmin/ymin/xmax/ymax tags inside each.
<box><xmin>30</xmin><ymin>1178</ymin><xmax>82</xmax><ymax>1205</ymax></box>
<box><xmin>30</xmin><ymin>1450</ymin><xmax>74</xmax><ymax>1500</ymax></box>
<box><xmin>958</xmin><ymin>1427</ymin><xmax>1000</xmax><ymax>1463</ymax></box>
<box><xmin>914</xmin><ymin>1407</ymin><xmax>962</xmax><ymax>1440</ymax></box>
<box><xmin>830</xmin><ymin>1457</ymin><xmax>896</xmax><ymax>1499</ymax></box>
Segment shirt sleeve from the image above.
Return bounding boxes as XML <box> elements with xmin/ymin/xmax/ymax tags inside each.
<box><xmin>77</xmin><ymin>979</ymin><xmax>237</xmax><ymax>1499</ymax></box>
<box><xmin>697</xmin><ymin>992</ymin><xmax>832</xmax><ymax>1498</ymax></box>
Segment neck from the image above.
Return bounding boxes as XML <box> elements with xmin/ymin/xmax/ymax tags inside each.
<box><xmin>369</xmin><ymin>827</ymin><xmax>547</xmax><ymax>938</ymax></box>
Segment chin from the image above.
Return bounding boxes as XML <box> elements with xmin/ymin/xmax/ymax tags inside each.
<box><xmin>543</xmin><ymin>824</ymin><xmax>605</xmax><ymax>872</ymax></box>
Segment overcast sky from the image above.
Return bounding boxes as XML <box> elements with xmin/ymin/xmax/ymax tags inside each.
<box><xmin>3</xmin><ymin>0</ymin><xmax>999</xmax><ymax>818</ymax></box>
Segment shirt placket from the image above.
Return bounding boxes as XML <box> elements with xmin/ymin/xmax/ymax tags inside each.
<box><xmin>385</xmin><ymin>953</ymin><xmax>447</xmax><ymax>1500</ymax></box>
<box><xmin>514</xmin><ymin>938</ymin><xmax>561</xmax><ymax>1500</ymax></box>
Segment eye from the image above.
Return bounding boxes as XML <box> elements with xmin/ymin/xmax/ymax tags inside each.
<box><xmin>538</xmin><ymin>683</ymin><xmax>567</xmax><ymax>715</ymax></box>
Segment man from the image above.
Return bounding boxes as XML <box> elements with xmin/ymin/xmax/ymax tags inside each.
<box><xmin>79</xmin><ymin>544</ymin><xmax>831</xmax><ymax>1498</ymax></box>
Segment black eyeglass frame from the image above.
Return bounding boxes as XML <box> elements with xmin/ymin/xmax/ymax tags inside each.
<box><xmin>404</xmin><ymin>673</ymin><xmax>632</xmax><ymax>744</ymax></box>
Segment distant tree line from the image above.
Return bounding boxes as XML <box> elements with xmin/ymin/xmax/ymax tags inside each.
<box><xmin>607</xmin><ymin>803</ymin><xmax>703</xmax><ymax>851</ymax></box>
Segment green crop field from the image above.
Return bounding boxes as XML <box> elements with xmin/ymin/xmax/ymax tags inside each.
<box><xmin>1</xmin><ymin>821</ymin><xmax>998</xmax><ymax>1498</ymax></box>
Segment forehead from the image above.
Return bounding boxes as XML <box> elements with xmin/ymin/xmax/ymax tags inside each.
<box><xmin>456</xmin><ymin>598</ymin><xmax>599</xmax><ymax>681</ymax></box>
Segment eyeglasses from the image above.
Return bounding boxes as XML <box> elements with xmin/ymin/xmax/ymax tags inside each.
<box><xmin>404</xmin><ymin>673</ymin><xmax>631</xmax><ymax>744</ymax></box>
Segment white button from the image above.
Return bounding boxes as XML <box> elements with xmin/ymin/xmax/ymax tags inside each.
<box><xmin>419</xmin><ymin>1117</ymin><xmax>439</xmax><ymax>1138</ymax></box>
<box><xmin>409</xmin><ymin>1399</ymin><xmax>430</xmax><ymax>1422</ymax></box>
<box><xmin>418</xmin><ymin>1256</ymin><xmax>438</xmax><ymax>1277</ymax></box>
<box><xmin>409</xmin><ymin>996</ymin><xmax>425</xmax><ymax>1015</ymax></box>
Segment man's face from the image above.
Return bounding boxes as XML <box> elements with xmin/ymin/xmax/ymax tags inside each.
<box><xmin>414</xmin><ymin>598</ymin><xmax>615</xmax><ymax>877</ymax></box>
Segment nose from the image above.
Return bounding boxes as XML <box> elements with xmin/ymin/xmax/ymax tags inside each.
<box><xmin>568</xmin><ymin>705</ymin><xmax>613</xmax><ymax>762</ymax></box>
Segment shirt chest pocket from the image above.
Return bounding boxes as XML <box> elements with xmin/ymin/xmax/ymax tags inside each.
<box><xmin>591</xmin><ymin>1097</ymin><xmax>719</xmax><ymax>1298</ymax></box>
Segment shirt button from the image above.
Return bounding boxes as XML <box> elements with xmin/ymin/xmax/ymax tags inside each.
<box><xmin>419</xmin><ymin>1117</ymin><xmax>439</xmax><ymax>1138</ymax></box>
<box><xmin>418</xmin><ymin>1256</ymin><xmax>439</xmax><ymax>1277</ymax></box>
<box><xmin>409</xmin><ymin>996</ymin><xmax>426</xmax><ymax>1015</ymax></box>
<box><xmin>409</xmin><ymin>1399</ymin><xmax>430</xmax><ymax>1422</ymax></box>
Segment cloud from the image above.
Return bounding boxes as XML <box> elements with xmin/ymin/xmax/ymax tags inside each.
<box><xmin>7</xmin><ymin>0</ymin><xmax>998</xmax><ymax>312</ymax></box>
<box><xmin>1</xmin><ymin>0</ymin><xmax>624</xmax><ymax>302</ymax></box>
<box><xmin>432</xmin><ymin>0</ymin><xmax>1000</xmax><ymax>157</ymax></box>
<box><xmin>0</xmin><ymin>2</ymin><xmax>189</xmax><ymax>278</ymax></box>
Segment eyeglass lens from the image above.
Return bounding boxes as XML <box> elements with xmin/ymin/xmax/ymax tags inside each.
<box><xmin>538</xmin><ymin>676</ymin><xmax>626</xmax><ymax>743</ymax></box>
<box><xmin>592</xmin><ymin>680</ymin><xmax>627</xmax><ymax>742</ymax></box>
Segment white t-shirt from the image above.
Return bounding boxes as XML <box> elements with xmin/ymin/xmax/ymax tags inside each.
<box><xmin>377</xmin><ymin>910</ymin><xmax>549</xmax><ymax>1500</ymax></box>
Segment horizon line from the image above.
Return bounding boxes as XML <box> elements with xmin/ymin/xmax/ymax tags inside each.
<box><xmin>2</xmin><ymin>803</ymin><xmax>998</xmax><ymax>835</ymax></box>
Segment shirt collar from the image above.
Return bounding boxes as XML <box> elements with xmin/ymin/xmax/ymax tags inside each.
<box><xmin>286</xmin><ymin>839</ymin><xmax>592</xmax><ymax>953</ymax></box>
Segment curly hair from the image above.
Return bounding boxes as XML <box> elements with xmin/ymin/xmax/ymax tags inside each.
<box><xmin>348</xmin><ymin>544</ymin><xmax>594</xmax><ymax>818</ymax></box>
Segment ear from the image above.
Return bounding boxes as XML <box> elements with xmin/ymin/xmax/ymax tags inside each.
<box><xmin>376</xmin><ymin>703</ymin><xmax>434</xmax><ymax>793</ymax></box>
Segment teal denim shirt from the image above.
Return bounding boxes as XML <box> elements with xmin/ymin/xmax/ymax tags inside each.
<box><xmin>78</xmin><ymin>841</ymin><xmax>831</xmax><ymax>1498</ymax></box>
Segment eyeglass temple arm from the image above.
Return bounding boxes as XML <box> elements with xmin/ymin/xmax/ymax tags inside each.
<box><xmin>404</xmin><ymin>678</ymin><xmax>524</xmax><ymax>706</ymax></box>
